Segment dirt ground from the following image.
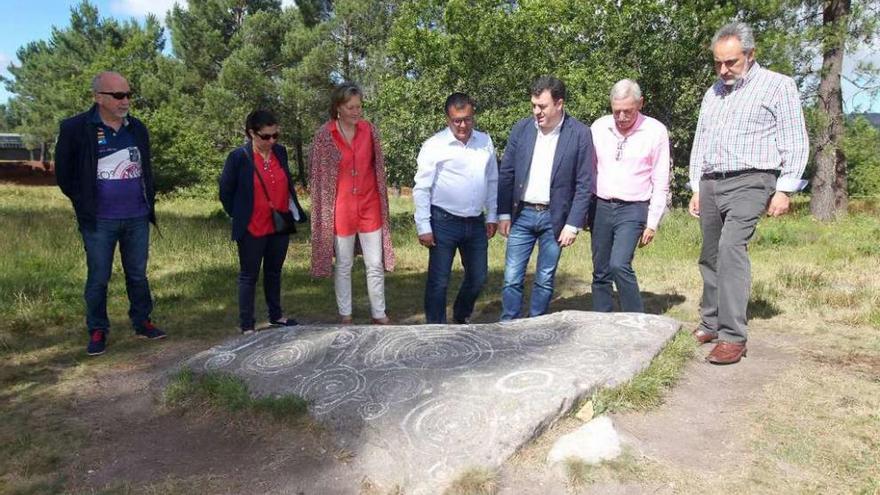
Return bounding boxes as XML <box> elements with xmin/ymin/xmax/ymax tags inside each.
<box><xmin>57</xmin><ymin>323</ymin><xmax>801</xmax><ymax>495</ymax></box>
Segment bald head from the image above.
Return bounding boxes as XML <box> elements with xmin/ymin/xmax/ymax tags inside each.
<box><xmin>92</xmin><ymin>71</ymin><xmax>128</xmax><ymax>94</ymax></box>
<box><xmin>92</xmin><ymin>71</ymin><xmax>131</xmax><ymax>126</ymax></box>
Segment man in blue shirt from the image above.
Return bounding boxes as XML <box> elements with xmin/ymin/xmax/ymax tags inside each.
<box><xmin>56</xmin><ymin>71</ymin><xmax>166</xmax><ymax>356</ymax></box>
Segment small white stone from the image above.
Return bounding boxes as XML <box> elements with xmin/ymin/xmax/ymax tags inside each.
<box><xmin>547</xmin><ymin>415</ymin><xmax>622</xmax><ymax>467</ymax></box>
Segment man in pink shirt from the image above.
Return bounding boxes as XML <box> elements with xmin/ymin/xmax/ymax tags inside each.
<box><xmin>589</xmin><ymin>79</ymin><xmax>671</xmax><ymax>312</ymax></box>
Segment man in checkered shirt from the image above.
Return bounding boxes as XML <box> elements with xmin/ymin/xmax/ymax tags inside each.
<box><xmin>688</xmin><ymin>22</ymin><xmax>809</xmax><ymax>365</ymax></box>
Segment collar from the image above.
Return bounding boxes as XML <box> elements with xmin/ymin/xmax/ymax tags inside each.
<box><xmin>723</xmin><ymin>60</ymin><xmax>761</xmax><ymax>92</ymax></box>
<box><xmin>443</xmin><ymin>126</ymin><xmax>475</xmax><ymax>146</ymax></box>
<box><xmin>607</xmin><ymin>112</ymin><xmax>645</xmax><ymax>139</ymax></box>
<box><xmin>534</xmin><ymin>113</ymin><xmax>565</xmax><ymax>136</ymax></box>
<box><xmin>89</xmin><ymin>104</ymin><xmax>129</xmax><ymax>128</ymax></box>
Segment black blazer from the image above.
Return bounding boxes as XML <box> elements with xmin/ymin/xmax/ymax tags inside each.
<box><xmin>497</xmin><ymin>114</ymin><xmax>595</xmax><ymax>237</ymax></box>
<box><xmin>218</xmin><ymin>142</ymin><xmax>307</xmax><ymax>241</ymax></box>
<box><xmin>55</xmin><ymin>104</ymin><xmax>156</xmax><ymax>229</ymax></box>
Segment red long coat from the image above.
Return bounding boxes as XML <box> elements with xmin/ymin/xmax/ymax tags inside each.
<box><xmin>308</xmin><ymin>120</ymin><xmax>396</xmax><ymax>278</ymax></box>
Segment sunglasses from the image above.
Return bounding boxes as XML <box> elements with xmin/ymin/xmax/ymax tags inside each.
<box><xmin>254</xmin><ymin>132</ymin><xmax>280</xmax><ymax>141</ymax></box>
<box><xmin>98</xmin><ymin>91</ymin><xmax>133</xmax><ymax>100</ymax></box>
<box><xmin>615</xmin><ymin>136</ymin><xmax>628</xmax><ymax>161</ymax></box>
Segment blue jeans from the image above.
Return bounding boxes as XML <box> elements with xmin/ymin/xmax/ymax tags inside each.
<box><xmin>236</xmin><ymin>232</ymin><xmax>290</xmax><ymax>329</ymax></box>
<box><xmin>79</xmin><ymin>216</ymin><xmax>153</xmax><ymax>332</ymax></box>
<box><xmin>501</xmin><ymin>207</ymin><xmax>562</xmax><ymax>320</ymax></box>
<box><xmin>590</xmin><ymin>198</ymin><xmax>648</xmax><ymax>312</ymax></box>
<box><xmin>424</xmin><ymin>207</ymin><xmax>488</xmax><ymax>324</ymax></box>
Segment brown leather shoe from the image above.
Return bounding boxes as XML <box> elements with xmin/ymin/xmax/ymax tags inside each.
<box><xmin>339</xmin><ymin>315</ymin><xmax>353</xmax><ymax>325</ymax></box>
<box><xmin>371</xmin><ymin>316</ymin><xmax>392</xmax><ymax>325</ymax></box>
<box><xmin>692</xmin><ymin>328</ymin><xmax>718</xmax><ymax>345</ymax></box>
<box><xmin>706</xmin><ymin>341</ymin><xmax>747</xmax><ymax>365</ymax></box>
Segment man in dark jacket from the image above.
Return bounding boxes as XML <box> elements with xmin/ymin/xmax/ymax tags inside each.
<box><xmin>497</xmin><ymin>76</ymin><xmax>594</xmax><ymax>320</ymax></box>
<box><xmin>55</xmin><ymin>71</ymin><xmax>166</xmax><ymax>356</ymax></box>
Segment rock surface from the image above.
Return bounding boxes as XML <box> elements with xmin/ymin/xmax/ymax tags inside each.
<box><xmin>547</xmin><ymin>415</ymin><xmax>622</xmax><ymax>468</ymax></box>
<box><xmin>185</xmin><ymin>310</ymin><xmax>679</xmax><ymax>494</ymax></box>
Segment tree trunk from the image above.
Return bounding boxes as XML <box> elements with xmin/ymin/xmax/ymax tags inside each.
<box><xmin>810</xmin><ymin>0</ymin><xmax>850</xmax><ymax>220</ymax></box>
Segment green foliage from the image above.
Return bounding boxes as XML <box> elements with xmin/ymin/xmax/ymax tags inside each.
<box><xmin>844</xmin><ymin>116</ymin><xmax>880</xmax><ymax>198</ymax></box>
<box><xmin>2</xmin><ymin>1</ymin><xmax>165</xmax><ymax>149</ymax></box>
<box><xmin>2</xmin><ymin>0</ymin><xmax>877</xmax><ymax>201</ymax></box>
<box><xmin>375</xmin><ymin>0</ymin><xmax>734</xmax><ymax>199</ymax></box>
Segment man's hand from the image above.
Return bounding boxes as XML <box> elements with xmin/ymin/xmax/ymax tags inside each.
<box><xmin>486</xmin><ymin>222</ymin><xmax>498</xmax><ymax>239</ymax></box>
<box><xmin>766</xmin><ymin>191</ymin><xmax>791</xmax><ymax>217</ymax></box>
<box><xmin>688</xmin><ymin>193</ymin><xmax>700</xmax><ymax>218</ymax></box>
<box><xmin>418</xmin><ymin>233</ymin><xmax>436</xmax><ymax>248</ymax></box>
<box><xmin>558</xmin><ymin>229</ymin><xmax>577</xmax><ymax>247</ymax></box>
<box><xmin>498</xmin><ymin>219</ymin><xmax>511</xmax><ymax>238</ymax></box>
<box><xmin>639</xmin><ymin>228</ymin><xmax>656</xmax><ymax>247</ymax></box>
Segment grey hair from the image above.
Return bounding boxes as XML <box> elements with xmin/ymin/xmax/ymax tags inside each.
<box><xmin>712</xmin><ymin>22</ymin><xmax>756</xmax><ymax>53</ymax></box>
<box><xmin>91</xmin><ymin>71</ymin><xmax>120</xmax><ymax>93</ymax></box>
<box><xmin>610</xmin><ymin>79</ymin><xmax>642</xmax><ymax>101</ymax></box>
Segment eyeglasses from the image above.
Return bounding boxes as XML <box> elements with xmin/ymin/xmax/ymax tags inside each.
<box><xmin>255</xmin><ymin>132</ymin><xmax>280</xmax><ymax>141</ymax></box>
<box><xmin>615</xmin><ymin>136</ymin><xmax>628</xmax><ymax>161</ymax></box>
<box><xmin>98</xmin><ymin>91</ymin><xmax>133</xmax><ymax>100</ymax></box>
<box><xmin>449</xmin><ymin>116</ymin><xmax>474</xmax><ymax>126</ymax></box>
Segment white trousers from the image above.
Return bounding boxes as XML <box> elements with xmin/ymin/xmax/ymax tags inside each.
<box><xmin>334</xmin><ymin>228</ymin><xmax>386</xmax><ymax>319</ymax></box>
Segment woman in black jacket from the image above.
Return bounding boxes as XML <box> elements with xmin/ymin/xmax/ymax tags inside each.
<box><xmin>219</xmin><ymin>110</ymin><xmax>307</xmax><ymax>334</ymax></box>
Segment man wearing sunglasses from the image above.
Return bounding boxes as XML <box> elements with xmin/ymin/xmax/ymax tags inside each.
<box><xmin>56</xmin><ymin>71</ymin><xmax>166</xmax><ymax>356</ymax></box>
<box><xmin>588</xmin><ymin>79</ymin><xmax>671</xmax><ymax>314</ymax></box>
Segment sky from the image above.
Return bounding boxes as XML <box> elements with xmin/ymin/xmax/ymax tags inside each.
<box><xmin>1</xmin><ymin>1</ymin><xmax>878</xmax><ymax>112</ymax></box>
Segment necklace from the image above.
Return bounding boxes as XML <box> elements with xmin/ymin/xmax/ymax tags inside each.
<box><xmin>336</xmin><ymin>120</ymin><xmax>356</xmax><ymax>145</ymax></box>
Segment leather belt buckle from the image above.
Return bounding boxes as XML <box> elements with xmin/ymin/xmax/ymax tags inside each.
<box><xmin>523</xmin><ymin>202</ymin><xmax>549</xmax><ymax>211</ymax></box>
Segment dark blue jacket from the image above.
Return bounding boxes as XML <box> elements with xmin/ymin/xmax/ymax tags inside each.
<box><xmin>497</xmin><ymin>114</ymin><xmax>595</xmax><ymax>237</ymax></box>
<box><xmin>55</xmin><ymin>105</ymin><xmax>156</xmax><ymax>229</ymax></box>
<box><xmin>219</xmin><ymin>142</ymin><xmax>307</xmax><ymax>241</ymax></box>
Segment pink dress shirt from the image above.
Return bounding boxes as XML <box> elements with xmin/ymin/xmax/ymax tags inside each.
<box><xmin>591</xmin><ymin>113</ymin><xmax>671</xmax><ymax>230</ymax></box>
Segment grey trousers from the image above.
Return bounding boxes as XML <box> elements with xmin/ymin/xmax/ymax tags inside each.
<box><xmin>697</xmin><ymin>171</ymin><xmax>776</xmax><ymax>343</ymax></box>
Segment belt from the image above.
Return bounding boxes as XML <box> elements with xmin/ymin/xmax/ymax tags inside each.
<box><xmin>701</xmin><ymin>169</ymin><xmax>778</xmax><ymax>180</ymax></box>
<box><xmin>598</xmin><ymin>197</ymin><xmax>648</xmax><ymax>205</ymax></box>
<box><xmin>431</xmin><ymin>205</ymin><xmax>483</xmax><ymax>221</ymax></box>
<box><xmin>522</xmin><ymin>201</ymin><xmax>550</xmax><ymax>211</ymax></box>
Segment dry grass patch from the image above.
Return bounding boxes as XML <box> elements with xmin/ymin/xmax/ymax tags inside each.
<box><xmin>443</xmin><ymin>467</ymin><xmax>499</xmax><ymax>495</ymax></box>
<box><xmin>563</xmin><ymin>449</ymin><xmax>651</xmax><ymax>489</ymax></box>
<box><xmin>747</xmin><ymin>364</ymin><xmax>880</xmax><ymax>494</ymax></box>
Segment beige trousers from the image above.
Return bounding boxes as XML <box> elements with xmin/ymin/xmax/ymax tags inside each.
<box><xmin>334</xmin><ymin>228</ymin><xmax>386</xmax><ymax>319</ymax></box>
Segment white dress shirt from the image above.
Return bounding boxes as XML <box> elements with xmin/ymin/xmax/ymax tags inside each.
<box><xmin>523</xmin><ymin>116</ymin><xmax>564</xmax><ymax>204</ymax></box>
<box><xmin>413</xmin><ymin>127</ymin><xmax>498</xmax><ymax>235</ymax></box>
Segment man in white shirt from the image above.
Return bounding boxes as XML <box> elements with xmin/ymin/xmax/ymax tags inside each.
<box><xmin>413</xmin><ymin>93</ymin><xmax>498</xmax><ymax>324</ymax></box>
<box><xmin>497</xmin><ymin>76</ymin><xmax>594</xmax><ymax>320</ymax></box>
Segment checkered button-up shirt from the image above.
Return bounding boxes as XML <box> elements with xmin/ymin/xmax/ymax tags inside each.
<box><xmin>689</xmin><ymin>62</ymin><xmax>809</xmax><ymax>193</ymax></box>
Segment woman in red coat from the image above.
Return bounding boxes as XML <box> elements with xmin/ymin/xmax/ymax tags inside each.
<box><xmin>308</xmin><ymin>83</ymin><xmax>395</xmax><ymax>324</ymax></box>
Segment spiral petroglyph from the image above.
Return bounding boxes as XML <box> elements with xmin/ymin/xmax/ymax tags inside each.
<box><xmin>203</xmin><ymin>352</ymin><xmax>236</xmax><ymax>370</ymax></box>
<box><xmin>299</xmin><ymin>365</ymin><xmax>366</xmax><ymax>415</ymax></box>
<box><xmin>358</xmin><ymin>401</ymin><xmax>389</xmax><ymax>421</ymax></box>
<box><xmin>242</xmin><ymin>340</ymin><xmax>316</xmax><ymax>374</ymax></box>
<box><xmin>364</xmin><ymin>329</ymin><xmax>493</xmax><ymax>370</ymax></box>
<box><xmin>494</xmin><ymin>369</ymin><xmax>555</xmax><ymax>394</ymax></box>
<box><xmin>184</xmin><ymin>310</ymin><xmax>682</xmax><ymax>495</ymax></box>
<box><xmin>402</xmin><ymin>395</ymin><xmax>498</xmax><ymax>454</ymax></box>
<box><xmin>329</xmin><ymin>329</ymin><xmax>359</xmax><ymax>348</ymax></box>
<box><xmin>367</xmin><ymin>370</ymin><xmax>425</xmax><ymax>404</ymax></box>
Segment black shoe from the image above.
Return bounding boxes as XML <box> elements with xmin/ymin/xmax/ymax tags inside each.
<box><xmin>87</xmin><ymin>329</ymin><xmax>107</xmax><ymax>356</ymax></box>
<box><xmin>269</xmin><ymin>317</ymin><xmax>298</xmax><ymax>327</ymax></box>
<box><xmin>134</xmin><ymin>320</ymin><xmax>167</xmax><ymax>340</ymax></box>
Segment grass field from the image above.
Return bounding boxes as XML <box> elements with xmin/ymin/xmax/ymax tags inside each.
<box><xmin>1</xmin><ymin>184</ymin><xmax>878</xmax><ymax>494</ymax></box>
